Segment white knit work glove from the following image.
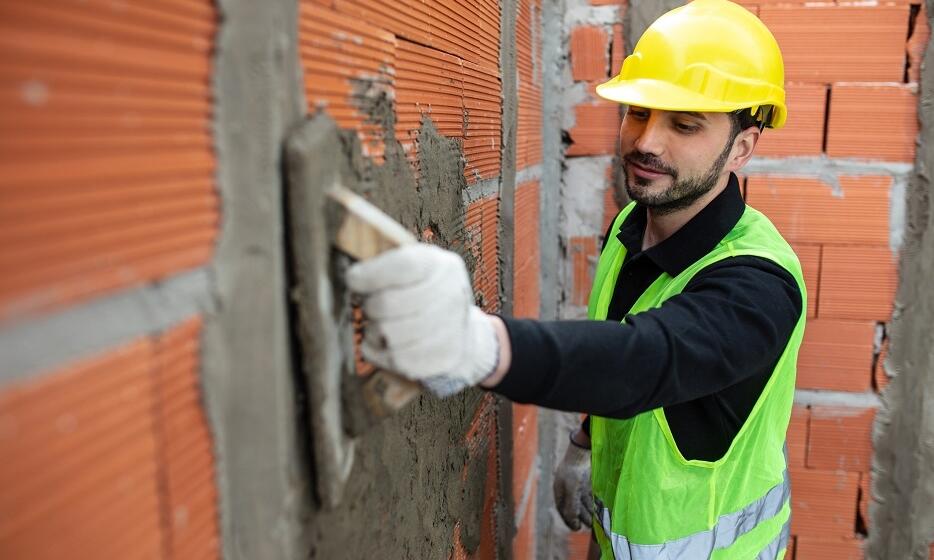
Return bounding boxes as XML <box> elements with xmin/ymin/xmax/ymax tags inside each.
<box><xmin>553</xmin><ymin>438</ymin><xmax>593</xmax><ymax>531</ymax></box>
<box><xmin>345</xmin><ymin>243</ymin><xmax>499</xmax><ymax>397</ymax></box>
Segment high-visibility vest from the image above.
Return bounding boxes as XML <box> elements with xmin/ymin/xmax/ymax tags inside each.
<box><xmin>587</xmin><ymin>201</ymin><xmax>807</xmax><ymax>560</ymax></box>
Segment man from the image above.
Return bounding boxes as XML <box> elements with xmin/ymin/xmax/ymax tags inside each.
<box><xmin>346</xmin><ymin>1</ymin><xmax>806</xmax><ymax>558</ymax></box>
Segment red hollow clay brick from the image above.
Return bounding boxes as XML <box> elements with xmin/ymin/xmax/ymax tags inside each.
<box><xmin>807</xmin><ymin>406</ymin><xmax>876</xmax><ymax>472</ymax></box>
<box><xmin>0</xmin><ymin>1</ymin><xmax>218</xmax><ymax>319</ymax></box>
<box><xmin>786</xmin><ymin>405</ymin><xmax>810</xmax><ymax>468</ymax></box>
<box><xmin>467</xmin><ymin>197</ymin><xmax>501</xmax><ymax>312</ymax></box>
<box><xmin>570</xmin><ymin>26</ymin><xmax>609</xmax><ymax>82</ymax></box>
<box><xmin>908</xmin><ymin>3</ymin><xmax>930</xmax><ymax>84</ymax></box>
<box><xmin>819</xmin><ymin>245</ymin><xmax>898</xmax><ymax>321</ymax></box>
<box><xmin>301</xmin><ymin>4</ymin><xmax>396</xmax><ymax>160</ymax></box>
<box><xmin>792</xmin><ymin>243</ymin><xmax>820</xmax><ymax>318</ymax></box>
<box><xmin>746</xmin><ymin>175</ymin><xmax>892</xmax><ymax>247</ymax></box>
<box><xmin>512</xmin><ymin>475</ymin><xmax>538</xmax><ymax>559</ymax></box>
<box><xmin>795</xmin><ymin>536</ymin><xmax>865</xmax><ymax>560</ymax></box>
<box><xmin>790</xmin><ymin>468</ymin><xmax>860</xmax><ymax>540</ymax></box>
<box><xmin>568</xmin><ymin>531</ymin><xmax>593</xmax><ymax>559</ymax></box>
<box><xmin>761</xmin><ymin>5</ymin><xmax>910</xmax><ymax>83</ymax></box>
<box><xmin>569</xmin><ymin>236</ymin><xmax>599</xmax><ymax>307</ymax></box>
<box><xmin>0</xmin><ymin>339</ymin><xmax>164</xmax><ymax>559</ymax></box>
<box><xmin>826</xmin><ymin>84</ymin><xmax>919</xmax><ymax>163</ymax></box>
<box><xmin>517</xmin><ymin>0</ymin><xmax>543</xmax><ymax>169</ymax></box>
<box><xmin>514</xmin><ymin>181</ymin><xmax>541</xmax><ymax>318</ymax></box>
<box><xmin>567</xmin><ymin>103</ymin><xmax>620</xmax><ymax>157</ymax></box>
<box><xmin>756</xmin><ymin>83</ymin><xmax>826</xmax><ymax>158</ymax></box>
<box><xmin>797</xmin><ymin>319</ymin><xmax>875</xmax><ymax>393</ymax></box>
<box><xmin>611</xmin><ymin>23</ymin><xmax>625</xmax><ymax>77</ymax></box>
<box><xmin>512</xmin><ymin>403</ymin><xmax>539</xmax><ymax>503</ymax></box>
<box><xmin>154</xmin><ymin>318</ymin><xmax>220</xmax><ymax>560</ymax></box>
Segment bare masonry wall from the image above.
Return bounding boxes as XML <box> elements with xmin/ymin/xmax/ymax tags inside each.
<box><xmin>548</xmin><ymin>0</ymin><xmax>933</xmax><ymax>558</ymax></box>
<box><xmin>1</xmin><ymin>1</ymin><xmax>932</xmax><ymax>559</ymax></box>
<box><xmin>870</xmin><ymin>1</ymin><xmax>934</xmax><ymax>557</ymax></box>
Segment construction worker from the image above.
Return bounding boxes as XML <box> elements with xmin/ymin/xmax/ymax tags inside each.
<box><xmin>347</xmin><ymin>0</ymin><xmax>804</xmax><ymax>558</ymax></box>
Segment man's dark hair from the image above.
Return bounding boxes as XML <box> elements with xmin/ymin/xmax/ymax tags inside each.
<box><xmin>728</xmin><ymin>107</ymin><xmax>768</xmax><ymax>142</ymax></box>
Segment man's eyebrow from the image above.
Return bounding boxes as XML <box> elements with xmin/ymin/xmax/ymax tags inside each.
<box><xmin>674</xmin><ymin>111</ymin><xmax>708</xmax><ymax>121</ymax></box>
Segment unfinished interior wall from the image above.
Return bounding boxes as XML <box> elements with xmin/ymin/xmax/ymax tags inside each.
<box><xmin>0</xmin><ymin>2</ymin><xmax>222</xmax><ymax>558</ymax></box>
<box><xmin>870</xmin><ymin>1</ymin><xmax>934</xmax><ymax>557</ymax></box>
<box><xmin>0</xmin><ymin>0</ymin><xmax>548</xmax><ymax>558</ymax></box>
<box><xmin>547</xmin><ymin>1</ymin><xmax>932</xmax><ymax>559</ymax></box>
<box><xmin>2</xmin><ymin>1</ymin><xmax>931</xmax><ymax>559</ymax></box>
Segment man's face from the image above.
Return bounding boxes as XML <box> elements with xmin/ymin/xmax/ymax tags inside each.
<box><xmin>619</xmin><ymin>106</ymin><xmax>736</xmax><ymax>215</ymax></box>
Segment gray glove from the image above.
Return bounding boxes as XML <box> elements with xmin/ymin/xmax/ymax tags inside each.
<box><xmin>553</xmin><ymin>437</ymin><xmax>593</xmax><ymax>530</ymax></box>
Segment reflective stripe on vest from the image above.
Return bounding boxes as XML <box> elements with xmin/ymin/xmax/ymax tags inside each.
<box><xmin>593</xmin><ymin>469</ymin><xmax>790</xmax><ymax>559</ymax></box>
<box><xmin>758</xmin><ymin>518</ymin><xmax>791</xmax><ymax>560</ymax></box>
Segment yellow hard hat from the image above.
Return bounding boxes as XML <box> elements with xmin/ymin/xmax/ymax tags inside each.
<box><xmin>596</xmin><ymin>0</ymin><xmax>787</xmax><ymax>129</ymax></box>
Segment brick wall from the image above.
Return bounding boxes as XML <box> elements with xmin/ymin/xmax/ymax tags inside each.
<box><xmin>301</xmin><ymin>0</ymin><xmax>545</xmax><ymax>557</ymax></box>
<box><xmin>513</xmin><ymin>2</ymin><xmax>544</xmax><ymax>557</ymax></box>
<box><xmin>562</xmin><ymin>1</ymin><xmax>626</xmax><ymax>321</ymax></box>
<box><xmin>559</xmin><ymin>0</ymin><xmax>923</xmax><ymax>558</ymax></box>
<box><xmin>0</xmin><ymin>1</ymin><xmax>221</xmax><ymax>558</ymax></box>
<box><xmin>738</xmin><ymin>1</ymin><xmax>923</xmax><ymax>558</ymax></box>
<box><xmin>2</xmin><ymin>0</ymin><xmax>550</xmax><ymax>555</ymax></box>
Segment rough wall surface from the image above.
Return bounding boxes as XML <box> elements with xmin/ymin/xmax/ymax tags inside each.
<box><xmin>550</xmin><ymin>0</ymin><xmax>930</xmax><ymax>559</ymax></box>
<box><xmin>264</xmin><ymin>0</ymin><xmax>541</xmax><ymax>558</ymax></box>
<box><xmin>0</xmin><ymin>0</ymin><xmax>544</xmax><ymax>557</ymax></box>
<box><xmin>0</xmin><ymin>1</ymin><xmax>222</xmax><ymax>558</ymax></box>
<box><xmin>1</xmin><ymin>1</ymin><xmax>931</xmax><ymax>559</ymax></box>
<box><xmin>869</xmin><ymin>2</ymin><xmax>934</xmax><ymax>558</ymax></box>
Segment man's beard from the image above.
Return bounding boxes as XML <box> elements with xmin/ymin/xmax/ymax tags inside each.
<box><xmin>623</xmin><ymin>138</ymin><xmax>733</xmax><ymax>216</ymax></box>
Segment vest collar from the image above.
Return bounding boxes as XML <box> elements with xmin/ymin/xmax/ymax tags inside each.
<box><xmin>616</xmin><ymin>172</ymin><xmax>745</xmax><ymax>277</ymax></box>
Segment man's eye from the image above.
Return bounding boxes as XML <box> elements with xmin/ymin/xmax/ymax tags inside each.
<box><xmin>629</xmin><ymin>110</ymin><xmax>649</xmax><ymax>120</ymax></box>
<box><xmin>675</xmin><ymin>122</ymin><xmax>699</xmax><ymax>133</ymax></box>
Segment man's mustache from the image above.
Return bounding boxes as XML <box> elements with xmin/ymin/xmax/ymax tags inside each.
<box><xmin>623</xmin><ymin>151</ymin><xmax>677</xmax><ymax>177</ymax></box>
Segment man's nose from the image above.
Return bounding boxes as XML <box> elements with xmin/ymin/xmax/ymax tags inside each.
<box><xmin>633</xmin><ymin>115</ymin><xmax>666</xmax><ymax>156</ymax></box>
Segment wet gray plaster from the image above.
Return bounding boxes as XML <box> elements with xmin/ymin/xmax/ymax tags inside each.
<box><xmin>868</xmin><ymin>2</ymin><xmax>934</xmax><ymax>556</ymax></box>
<box><xmin>205</xmin><ymin>1</ymin><xmax>312</xmax><ymax>558</ymax></box>
<box><xmin>538</xmin><ymin>2</ymin><xmax>568</xmax><ymax>555</ymax></box>
<box><xmin>295</xmin><ymin>111</ymin><xmax>508</xmax><ymax>558</ymax></box>
<box><xmin>516</xmin><ymin>163</ymin><xmax>544</xmax><ymax>184</ymax></box>
<box><xmin>540</xmin><ymin>0</ymin><xmax>567</xmax><ymax>323</ymax></box>
<box><xmin>0</xmin><ymin>269</ymin><xmax>211</xmax><ymax>384</ymax></box>
<box><xmin>793</xmin><ymin>389</ymin><xmax>882</xmax><ymax>409</ymax></box>
<box><xmin>501</xmin><ymin>0</ymin><xmax>519</xmax><ymax>318</ymax></box>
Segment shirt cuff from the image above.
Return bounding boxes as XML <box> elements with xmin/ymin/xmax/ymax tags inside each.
<box><xmin>483</xmin><ymin>316</ymin><xmax>558</xmax><ymax>403</ymax></box>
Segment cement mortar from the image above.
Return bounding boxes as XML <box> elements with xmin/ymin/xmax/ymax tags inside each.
<box><xmin>540</xmin><ymin>0</ymin><xmax>566</xmax><ymax>323</ymax></box>
<box><xmin>868</xmin><ymin>3</ymin><xmax>934</xmax><ymax>556</ymax></box>
<box><xmin>204</xmin><ymin>0</ymin><xmax>313</xmax><ymax>558</ymax></box>
<box><xmin>298</xmin><ymin>93</ymin><xmax>509</xmax><ymax>556</ymax></box>
<box><xmin>501</xmin><ymin>0</ymin><xmax>518</xmax><ymax>318</ymax></box>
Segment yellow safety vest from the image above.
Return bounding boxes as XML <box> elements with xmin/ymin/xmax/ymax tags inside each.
<box><xmin>588</xmin><ymin>201</ymin><xmax>807</xmax><ymax>559</ymax></box>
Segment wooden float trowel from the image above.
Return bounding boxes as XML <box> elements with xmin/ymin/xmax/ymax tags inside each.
<box><xmin>284</xmin><ymin>116</ymin><xmax>426</xmax><ymax>508</ymax></box>
<box><xmin>325</xmin><ymin>184</ymin><xmax>425</xmax><ymax>417</ymax></box>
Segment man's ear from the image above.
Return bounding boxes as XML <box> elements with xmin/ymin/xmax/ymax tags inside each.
<box><xmin>726</xmin><ymin>127</ymin><xmax>760</xmax><ymax>173</ymax></box>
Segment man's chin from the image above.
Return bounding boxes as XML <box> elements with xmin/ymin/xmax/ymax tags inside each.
<box><xmin>626</xmin><ymin>176</ymin><xmax>672</xmax><ymax>203</ymax></box>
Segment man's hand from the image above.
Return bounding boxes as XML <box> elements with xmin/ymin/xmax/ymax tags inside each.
<box><xmin>554</xmin><ymin>434</ymin><xmax>593</xmax><ymax>531</ymax></box>
<box><xmin>345</xmin><ymin>244</ymin><xmax>500</xmax><ymax>396</ymax></box>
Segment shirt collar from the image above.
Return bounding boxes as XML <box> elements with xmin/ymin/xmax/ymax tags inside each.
<box><xmin>616</xmin><ymin>172</ymin><xmax>746</xmax><ymax>276</ymax></box>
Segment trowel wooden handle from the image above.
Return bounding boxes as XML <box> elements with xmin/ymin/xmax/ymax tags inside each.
<box><xmin>327</xmin><ymin>184</ymin><xmax>424</xmax><ymax>416</ymax></box>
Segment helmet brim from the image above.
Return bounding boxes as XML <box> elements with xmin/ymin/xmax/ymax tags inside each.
<box><xmin>595</xmin><ymin>77</ymin><xmax>788</xmax><ymax>129</ymax></box>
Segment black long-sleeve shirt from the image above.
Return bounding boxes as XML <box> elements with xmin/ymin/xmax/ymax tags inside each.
<box><xmin>492</xmin><ymin>174</ymin><xmax>802</xmax><ymax>461</ymax></box>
